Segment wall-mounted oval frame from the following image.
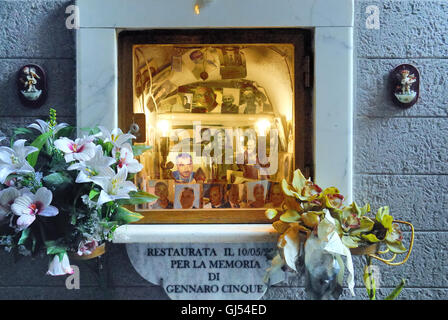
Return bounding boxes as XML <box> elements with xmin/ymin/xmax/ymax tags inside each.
<box><xmin>390</xmin><ymin>64</ymin><xmax>420</xmax><ymax>108</ymax></box>
<box><xmin>17</xmin><ymin>64</ymin><xmax>47</xmax><ymax>108</ymax></box>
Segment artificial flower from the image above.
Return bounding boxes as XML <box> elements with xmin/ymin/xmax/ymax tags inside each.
<box><xmin>0</xmin><ymin>187</ymin><xmax>21</xmax><ymax>222</ymax></box>
<box><xmin>28</xmin><ymin>119</ymin><xmax>69</xmax><ymax>136</ymax></box>
<box><xmin>77</xmin><ymin>239</ymin><xmax>99</xmax><ymax>256</ymax></box>
<box><xmin>91</xmin><ymin>166</ymin><xmax>137</xmax><ymax>206</ymax></box>
<box><xmin>67</xmin><ymin>145</ymin><xmax>115</xmax><ymax>183</ymax></box>
<box><xmin>282</xmin><ymin>169</ymin><xmax>322</xmax><ymax>202</ymax></box>
<box><xmin>47</xmin><ymin>253</ymin><xmax>74</xmax><ymax>276</ymax></box>
<box><xmin>54</xmin><ymin>136</ymin><xmax>96</xmax><ymax>162</ymax></box>
<box><xmin>11</xmin><ymin>187</ymin><xmax>59</xmax><ymax>231</ymax></box>
<box><xmin>112</xmin><ymin>143</ymin><xmax>143</xmax><ymax>174</ymax></box>
<box><xmin>0</xmin><ymin>139</ymin><xmax>38</xmax><ymax>184</ymax></box>
<box><xmin>97</xmin><ymin>126</ymin><xmax>135</xmax><ymax>149</ymax></box>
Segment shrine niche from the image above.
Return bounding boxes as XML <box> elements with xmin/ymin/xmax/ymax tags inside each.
<box><xmin>118</xmin><ymin>29</ymin><xmax>313</xmax><ymax>223</ymax></box>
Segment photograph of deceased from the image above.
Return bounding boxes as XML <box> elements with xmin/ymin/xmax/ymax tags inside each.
<box><xmin>172</xmin><ymin>152</ymin><xmax>195</xmax><ymax>183</ymax></box>
<box><xmin>221</xmin><ymin>88</ymin><xmax>240</xmax><ymax>114</ymax></box>
<box><xmin>265</xmin><ymin>182</ymin><xmax>285</xmax><ymax>209</ymax></box>
<box><xmin>225</xmin><ymin>184</ymin><xmax>246</xmax><ymax>208</ymax></box>
<box><xmin>203</xmin><ymin>183</ymin><xmax>230</xmax><ymax>208</ymax></box>
<box><xmin>246</xmin><ymin>180</ymin><xmax>270</xmax><ymax>208</ymax></box>
<box><xmin>147</xmin><ymin>180</ymin><xmax>174</xmax><ymax>209</ymax></box>
<box><xmin>174</xmin><ymin>184</ymin><xmax>201</xmax><ymax>209</ymax></box>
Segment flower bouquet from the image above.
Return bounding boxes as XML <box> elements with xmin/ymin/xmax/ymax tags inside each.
<box><xmin>264</xmin><ymin>169</ymin><xmax>414</xmax><ymax>300</ymax></box>
<box><xmin>0</xmin><ymin>109</ymin><xmax>156</xmax><ymax>276</ymax></box>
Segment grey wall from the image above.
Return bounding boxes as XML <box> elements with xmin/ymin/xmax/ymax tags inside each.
<box><xmin>0</xmin><ymin>0</ymin><xmax>447</xmax><ymax>300</ymax></box>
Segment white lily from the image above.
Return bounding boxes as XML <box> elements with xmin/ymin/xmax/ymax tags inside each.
<box><xmin>97</xmin><ymin>126</ymin><xmax>135</xmax><ymax>149</ymax></box>
<box><xmin>28</xmin><ymin>119</ymin><xmax>69</xmax><ymax>136</ymax></box>
<box><xmin>47</xmin><ymin>253</ymin><xmax>74</xmax><ymax>276</ymax></box>
<box><xmin>68</xmin><ymin>145</ymin><xmax>115</xmax><ymax>183</ymax></box>
<box><xmin>0</xmin><ymin>187</ymin><xmax>21</xmax><ymax>222</ymax></box>
<box><xmin>54</xmin><ymin>136</ymin><xmax>96</xmax><ymax>163</ymax></box>
<box><xmin>112</xmin><ymin>143</ymin><xmax>143</xmax><ymax>174</ymax></box>
<box><xmin>0</xmin><ymin>139</ymin><xmax>38</xmax><ymax>184</ymax></box>
<box><xmin>92</xmin><ymin>166</ymin><xmax>137</xmax><ymax>206</ymax></box>
<box><xmin>11</xmin><ymin>187</ymin><xmax>59</xmax><ymax>231</ymax></box>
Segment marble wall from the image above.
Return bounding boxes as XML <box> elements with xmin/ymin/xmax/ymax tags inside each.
<box><xmin>0</xmin><ymin>0</ymin><xmax>447</xmax><ymax>300</ymax></box>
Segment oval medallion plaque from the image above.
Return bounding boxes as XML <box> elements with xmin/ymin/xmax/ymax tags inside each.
<box><xmin>126</xmin><ymin>242</ymin><xmax>277</xmax><ymax>300</ymax></box>
<box><xmin>17</xmin><ymin>64</ymin><xmax>47</xmax><ymax>108</ymax></box>
<box><xmin>391</xmin><ymin>64</ymin><xmax>419</xmax><ymax>108</ymax></box>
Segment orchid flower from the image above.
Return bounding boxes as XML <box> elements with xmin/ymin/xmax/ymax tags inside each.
<box><xmin>28</xmin><ymin>119</ymin><xmax>69</xmax><ymax>136</ymax></box>
<box><xmin>11</xmin><ymin>187</ymin><xmax>59</xmax><ymax>231</ymax></box>
<box><xmin>47</xmin><ymin>253</ymin><xmax>74</xmax><ymax>276</ymax></box>
<box><xmin>0</xmin><ymin>139</ymin><xmax>38</xmax><ymax>184</ymax></box>
<box><xmin>54</xmin><ymin>136</ymin><xmax>96</xmax><ymax>162</ymax></box>
<box><xmin>97</xmin><ymin>126</ymin><xmax>135</xmax><ymax>149</ymax></box>
<box><xmin>112</xmin><ymin>143</ymin><xmax>143</xmax><ymax>174</ymax></box>
<box><xmin>67</xmin><ymin>145</ymin><xmax>115</xmax><ymax>183</ymax></box>
<box><xmin>282</xmin><ymin>169</ymin><xmax>322</xmax><ymax>202</ymax></box>
<box><xmin>91</xmin><ymin>166</ymin><xmax>137</xmax><ymax>206</ymax></box>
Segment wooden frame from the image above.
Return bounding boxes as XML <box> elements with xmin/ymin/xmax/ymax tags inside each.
<box><xmin>118</xmin><ymin>29</ymin><xmax>313</xmax><ymax>224</ymax></box>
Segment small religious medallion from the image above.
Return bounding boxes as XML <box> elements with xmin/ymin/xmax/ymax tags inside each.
<box><xmin>391</xmin><ymin>64</ymin><xmax>419</xmax><ymax>108</ymax></box>
<box><xmin>17</xmin><ymin>64</ymin><xmax>47</xmax><ymax>108</ymax></box>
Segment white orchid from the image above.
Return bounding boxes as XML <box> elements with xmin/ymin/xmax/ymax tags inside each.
<box><xmin>54</xmin><ymin>136</ymin><xmax>96</xmax><ymax>163</ymax></box>
<box><xmin>28</xmin><ymin>119</ymin><xmax>69</xmax><ymax>136</ymax></box>
<box><xmin>97</xmin><ymin>126</ymin><xmax>135</xmax><ymax>149</ymax></box>
<box><xmin>91</xmin><ymin>166</ymin><xmax>137</xmax><ymax>206</ymax></box>
<box><xmin>47</xmin><ymin>253</ymin><xmax>74</xmax><ymax>276</ymax></box>
<box><xmin>68</xmin><ymin>145</ymin><xmax>115</xmax><ymax>183</ymax></box>
<box><xmin>77</xmin><ymin>239</ymin><xmax>99</xmax><ymax>256</ymax></box>
<box><xmin>11</xmin><ymin>187</ymin><xmax>59</xmax><ymax>231</ymax></box>
<box><xmin>0</xmin><ymin>139</ymin><xmax>38</xmax><ymax>184</ymax></box>
<box><xmin>113</xmin><ymin>143</ymin><xmax>143</xmax><ymax>174</ymax></box>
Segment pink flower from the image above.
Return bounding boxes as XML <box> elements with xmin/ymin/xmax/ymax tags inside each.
<box><xmin>54</xmin><ymin>137</ymin><xmax>96</xmax><ymax>162</ymax></box>
<box><xmin>11</xmin><ymin>187</ymin><xmax>59</xmax><ymax>231</ymax></box>
<box><xmin>77</xmin><ymin>239</ymin><xmax>99</xmax><ymax>256</ymax></box>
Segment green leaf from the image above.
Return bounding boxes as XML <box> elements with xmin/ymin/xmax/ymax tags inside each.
<box><xmin>362</xmin><ymin>233</ymin><xmax>381</xmax><ymax>243</ymax></box>
<box><xmin>342</xmin><ymin>235</ymin><xmax>359</xmax><ymax>248</ymax></box>
<box><xmin>18</xmin><ymin>229</ymin><xmax>31</xmax><ymax>245</ymax></box>
<box><xmin>54</xmin><ymin>126</ymin><xmax>75</xmax><ymax>139</ymax></box>
<box><xmin>13</xmin><ymin>127</ymin><xmax>33</xmax><ymax>136</ymax></box>
<box><xmin>385</xmin><ymin>279</ymin><xmax>406</xmax><ymax>300</ymax></box>
<box><xmin>89</xmin><ymin>189</ymin><xmax>100</xmax><ymax>200</ymax></box>
<box><xmin>265</xmin><ymin>208</ymin><xmax>278</xmax><ymax>220</ymax></box>
<box><xmin>113</xmin><ymin>206</ymin><xmax>144</xmax><ymax>224</ymax></box>
<box><xmin>132</xmin><ymin>144</ymin><xmax>152</xmax><ymax>156</ymax></box>
<box><xmin>45</xmin><ymin>241</ymin><xmax>68</xmax><ymax>255</ymax></box>
<box><xmin>43</xmin><ymin>172</ymin><xmax>72</xmax><ymax>186</ymax></box>
<box><xmin>279</xmin><ymin>209</ymin><xmax>301</xmax><ymax>223</ymax></box>
<box><xmin>27</xmin><ymin>131</ymin><xmax>52</xmax><ymax>167</ymax></box>
<box><xmin>118</xmin><ymin>191</ymin><xmax>158</xmax><ymax>205</ymax></box>
<box><xmin>386</xmin><ymin>241</ymin><xmax>408</xmax><ymax>254</ymax></box>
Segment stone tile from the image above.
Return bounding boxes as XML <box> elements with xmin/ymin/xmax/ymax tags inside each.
<box><xmin>0</xmin><ymin>59</ymin><xmax>76</xmax><ymax>118</ymax></box>
<box><xmin>0</xmin><ymin>0</ymin><xmax>75</xmax><ymax>58</ymax></box>
<box><xmin>356</xmin><ymin>59</ymin><xmax>448</xmax><ymax>117</ymax></box>
<box><xmin>354</xmin><ymin>117</ymin><xmax>448</xmax><ymax>174</ymax></box>
<box><xmin>353</xmin><ymin>174</ymin><xmax>448</xmax><ymax>230</ymax></box>
<box><xmin>356</xmin><ymin>0</ymin><xmax>448</xmax><ymax>58</ymax></box>
<box><xmin>0</xmin><ymin>116</ymin><xmax>75</xmax><ymax>139</ymax></box>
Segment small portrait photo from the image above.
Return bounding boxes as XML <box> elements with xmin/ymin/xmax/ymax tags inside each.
<box><xmin>182</xmin><ymin>93</ymin><xmax>193</xmax><ymax>112</ymax></box>
<box><xmin>224</xmin><ymin>184</ymin><xmax>246</xmax><ymax>208</ymax></box>
<box><xmin>221</xmin><ymin>88</ymin><xmax>240</xmax><ymax>114</ymax></box>
<box><xmin>174</xmin><ymin>184</ymin><xmax>201</xmax><ymax>209</ymax></box>
<box><xmin>246</xmin><ymin>180</ymin><xmax>270</xmax><ymax>208</ymax></box>
<box><xmin>147</xmin><ymin>180</ymin><xmax>175</xmax><ymax>210</ymax></box>
<box><xmin>203</xmin><ymin>183</ymin><xmax>229</xmax><ymax>208</ymax></box>
<box><xmin>171</xmin><ymin>152</ymin><xmax>196</xmax><ymax>183</ymax></box>
<box><xmin>265</xmin><ymin>182</ymin><xmax>285</xmax><ymax>209</ymax></box>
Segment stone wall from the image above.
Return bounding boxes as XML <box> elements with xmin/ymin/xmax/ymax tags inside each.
<box><xmin>0</xmin><ymin>0</ymin><xmax>446</xmax><ymax>300</ymax></box>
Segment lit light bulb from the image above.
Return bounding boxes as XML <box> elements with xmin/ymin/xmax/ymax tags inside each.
<box><xmin>157</xmin><ymin>120</ymin><xmax>171</xmax><ymax>138</ymax></box>
<box><xmin>256</xmin><ymin>119</ymin><xmax>271</xmax><ymax>137</ymax></box>
<box><xmin>194</xmin><ymin>4</ymin><xmax>200</xmax><ymax>15</ymax></box>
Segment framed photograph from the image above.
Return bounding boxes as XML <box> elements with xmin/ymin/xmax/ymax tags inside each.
<box><xmin>246</xmin><ymin>180</ymin><xmax>270</xmax><ymax>208</ymax></box>
<box><xmin>265</xmin><ymin>182</ymin><xmax>285</xmax><ymax>209</ymax></box>
<box><xmin>203</xmin><ymin>183</ymin><xmax>229</xmax><ymax>208</ymax></box>
<box><xmin>174</xmin><ymin>184</ymin><xmax>201</xmax><ymax>209</ymax></box>
<box><xmin>147</xmin><ymin>180</ymin><xmax>175</xmax><ymax>210</ymax></box>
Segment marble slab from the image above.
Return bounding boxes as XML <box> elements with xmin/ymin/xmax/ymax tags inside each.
<box><xmin>126</xmin><ymin>242</ymin><xmax>278</xmax><ymax>300</ymax></box>
<box><xmin>77</xmin><ymin>0</ymin><xmax>354</xmax><ymax>28</ymax></box>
